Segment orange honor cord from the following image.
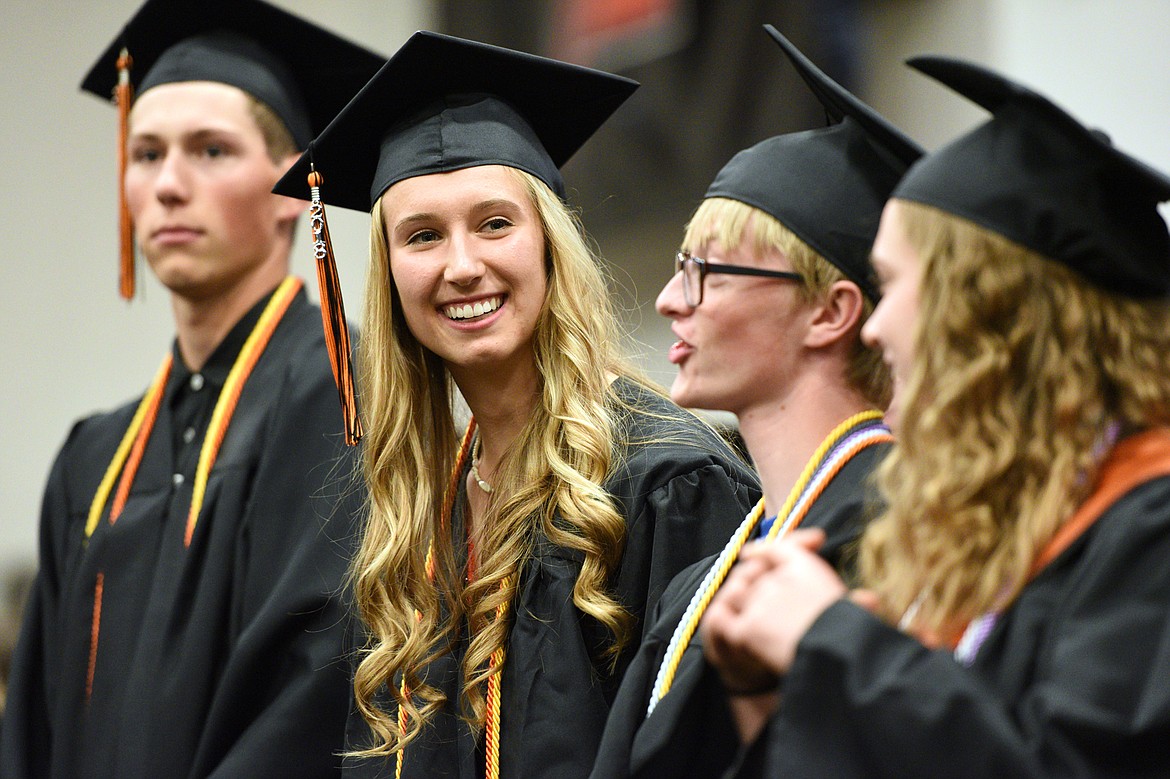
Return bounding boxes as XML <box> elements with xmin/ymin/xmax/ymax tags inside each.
<box><xmin>308</xmin><ymin>168</ymin><xmax>363</xmax><ymax>445</ymax></box>
<box><xmin>85</xmin><ymin>572</ymin><xmax>105</xmax><ymax>702</ymax></box>
<box><xmin>86</xmin><ymin>356</ymin><xmax>173</xmax><ymax>540</ymax></box>
<box><xmin>184</xmin><ymin>276</ymin><xmax>302</xmax><ymax>546</ymax></box>
<box><xmin>115</xmin><ymin>48</ymin><xmax>135</xmax><ymax>300</ymax></box>
<box><xmin>937</xmin><ymin>427</ymin><xmax>1170</xmax><ymax>655</ymax></box>
<box><xmin>398</xmin><ymin>421</ymin><xmax>507</xmax><ymax>779</ymax></box>
<box><xmin>648</xmin><ymin>411</ymin><xmax>891</xmax><ymax>714</ymax></box>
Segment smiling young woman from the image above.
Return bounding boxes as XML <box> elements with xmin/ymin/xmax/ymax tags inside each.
<box><xmin>272</xmin><ymin>32</ymin><xmax>762</xmax><ymax>779</ymax></box>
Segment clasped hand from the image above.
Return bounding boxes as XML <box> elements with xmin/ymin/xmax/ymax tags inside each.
<box><xmin>700</xmin><ymin>528</ymin><xmax>847</xmax><ymax>690</ymax></box>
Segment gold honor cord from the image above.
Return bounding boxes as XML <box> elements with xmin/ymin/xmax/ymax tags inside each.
<box><xmin>86</xmin><ymin>357</ymin><xmax>173</xmax><ymax>540</ymax></box>
<box><xmin>184</xmin><ymin>276</ymin><xmax>301</xmax><ymax>545</ymax></box>
<box><xmin>397</xmin><ymin>420</ymin><xmax>509</xmax><ymax>779</ymax></box>
<box><xmin>647</xmin><ymin>410</ymin><xmax>892</xmax><ymax>715</ymax></box>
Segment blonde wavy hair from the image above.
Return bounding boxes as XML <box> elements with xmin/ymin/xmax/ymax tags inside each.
<box><xmin>861</xmin><ymin>200</ymin><xmax>1170</xmax><ymax>635</ymax></box>
<box><xmin>683</xmin><ymin>197</ymin><xmax>890</xmax><ymax>407</ymax></box>
<box><xmin>351</xmin><ymin>166</ymin><xmax>659</xmax><ymax>757</ymax></box>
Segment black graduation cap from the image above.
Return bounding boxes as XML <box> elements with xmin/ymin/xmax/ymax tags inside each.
<box><xmin>894</xmin><ymin>56</ymin><xmax>1170</xmax><ymax>298</ymax></box>
<box><xmin>81</xmin><ymin>0</ymin><xmax>385</xmax><ymax>148</ymax></box>
<box><xmin>272</xmin><ymin>30</ymin><xmax>640</xmax><ymax>210</ymax></box>
<box><xmin>701</xmin><ymin>25</ymin><xmax>923</xmax><ymax>302</ymax></box>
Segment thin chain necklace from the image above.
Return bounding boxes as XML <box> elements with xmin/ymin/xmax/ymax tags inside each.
<box><xmin>647</xmin><ymin>410</ymin><xmax>891</xmax><ymax>716</ymax></box>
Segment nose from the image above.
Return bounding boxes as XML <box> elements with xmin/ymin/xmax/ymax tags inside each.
<box><xmin>860</xmin><ymin>299</ymin><xmax>883</xmax><ymax>349</ymax></box>
<box><xmin>443</xmin><ymin>234</ymin><xmax>485</xmax><ymax>286</ymax></box>
<box><xmin>152</xmin><ymin>150</ymin><xmax>190</xmax><ymax>206</ymax></box>
<box><xmin>656</xmin><ymin>267</ymin><xmax>691</xmax><ymax>318</ymax></box>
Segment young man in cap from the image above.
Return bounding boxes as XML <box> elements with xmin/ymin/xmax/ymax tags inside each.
<box><xmin>588</xmin><ymin>26</ymin><xmax>921</xmax><ymax>778</ymax></box>
<box><xmin>1</xmin><ymin>2</ymin><xmax>383</xmax><ymax>776</ymax></box>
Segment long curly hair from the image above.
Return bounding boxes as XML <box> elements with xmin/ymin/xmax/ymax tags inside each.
<box><xmin>350</xmin><ymin>166</ymin><xmax>658</xmax><ymax>757</ymax></box>
<box><xmin>860</xmin><ymin>200</ymin><xmax>1170</xmax><ymax>635</ymax></box>
<box><xmin>683</xmin><ymin>197</ymin><xmax>890</xmax><ymax>408</ymax></box>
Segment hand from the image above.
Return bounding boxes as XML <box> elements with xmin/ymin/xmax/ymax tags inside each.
<box><xmin>702</xmin><ymin>529</ymin><xmax>847</xmax><ymax>678</ymax></box>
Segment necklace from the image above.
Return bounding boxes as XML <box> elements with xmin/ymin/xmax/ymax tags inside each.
<box><xmin>470</xmin><ymin>435</ymin><xmax>493</xmax><ymax>494</ymax></box>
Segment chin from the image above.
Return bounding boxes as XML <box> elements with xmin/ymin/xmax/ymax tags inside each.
<box><xmin>883</xmin><ymin>403</ymin><xmax>902</xmax><ymax>435</ymax></box>
<box><xmin>670</xmin><ymin>379</ymin><xmax>717</xmax><ymax>412</ymax></box>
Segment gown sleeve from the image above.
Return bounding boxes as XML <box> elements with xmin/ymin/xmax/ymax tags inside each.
<box><xmin>0</xmin><ymin>419</ymin><xmax>88</xmax><ymax>779</ymax></box>
<box><xmin>748</xmin><ymin>478</ymin><xmax>1170</xmax><ymax>779</ymax></box>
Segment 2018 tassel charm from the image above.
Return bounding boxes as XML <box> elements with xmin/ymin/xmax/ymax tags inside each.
<box><xmin>116</xmin><ymin>48</ymin><xmax>135</xmax><ymax>301</ymax></box>
<box><xmin>309</xmin><ymin>166</ymin><xmax>363</xmax><ymax>445</ymax></box>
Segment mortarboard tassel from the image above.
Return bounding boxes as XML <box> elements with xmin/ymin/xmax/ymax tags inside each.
<box><xmin>308</xmin><ymin>166</ymin><xmax>363</xmax><ymax>445</ymax></box>
<box><xmin>115</xmin><ymin>48</ymin><xmax>135</xmax><ymax>300</ymax></box>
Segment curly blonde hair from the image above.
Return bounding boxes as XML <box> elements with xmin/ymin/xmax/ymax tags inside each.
<box><xmin>350</xmin><ymin>166</ymin><xmax>660</xmax><ymax>757</ymax></box>
<box><xmin>861</xmin><ymin>200</ymin><xmax>1170</xmax><ymax>635</ymax></box>
<box><xmin>682</xmin><ymin>197</ymin><xmax>890</xmax><ymax>408</ymax></box>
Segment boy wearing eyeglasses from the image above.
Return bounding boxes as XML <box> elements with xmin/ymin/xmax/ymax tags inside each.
<box><xmin>588</xmin><ymin>27</ymin><xmax>921</xmax><ymax>779</ymax></box>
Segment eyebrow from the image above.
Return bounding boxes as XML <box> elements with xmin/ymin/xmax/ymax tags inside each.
<box><xmin>392</xmin><ymin>198</ymin><xmax>523</xmax><ymax>233</ymax></box>
<box><xmin>393</xmin><ymin>212</ymin><xmax>438</xmax><ymax>233</ymax></box>
<box><xmin>127</xmin><ymin>127</ymin><xmax>243</xmax><ymax>144</ymax></box>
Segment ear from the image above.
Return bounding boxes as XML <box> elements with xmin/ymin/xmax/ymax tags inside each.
<box><xmin>273</xmin><ymin>152</ymin><xmax>309</xmax><ymax>224</ymax></box>
<box><xmin>804</xmin><ymin>280</ymin><xmax>865</xmax><ymax>350</ymax></box>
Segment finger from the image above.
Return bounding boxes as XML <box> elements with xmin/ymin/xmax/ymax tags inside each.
<box><xmin>736</xmin><ymin>539</ymin><xmax>789</xmax><ymax>565</ymax></box>
<box><xmin>789</xmin><ymin>527</ymin><xmax>827</xmax><ymax>551</ymax></box>
<box><xmin>849</xmin><ymin>588</ymin><xmax>881</xmax><ymax>613</ymax></box>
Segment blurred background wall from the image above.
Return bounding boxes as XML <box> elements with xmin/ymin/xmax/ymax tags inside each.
<box><xmin>2</xmin><ymin>0</ymin><xmax>1168</xmax><ymax>602</ymax></box>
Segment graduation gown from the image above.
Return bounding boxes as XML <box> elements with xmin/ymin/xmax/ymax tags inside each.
<box><xmin>588</xmin><ymin>443</ymin><xmax>889</xmax><ymax>779</ymax></box>
<box><xmin>343</xmin><ymin>379</ymin><xmax>762</xmax><ymax>779</ymax></box>
<box><xmin>735</xmin><ymin>474</ymin><xmax>1170</xmax><ymax>778</ymax></box>
<box><xmin>2</xmin><ymin>289</ymin><xmax>362</xmax><ymax>778</ymax></box>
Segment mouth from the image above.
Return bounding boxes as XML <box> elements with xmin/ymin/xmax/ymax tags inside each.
<box><xmin>667</xmin><ymin>337</ymin><xmax>694</xmax><ymax>365</ymax></box>
<box><xmin>443</xmin><ymin>295</ymin><xmax>503</xmax><ymax>322</ymax></box>
<box><xmin>151</xmin><ymin>225</ymin><xmax>203</xmax><ymax>245</ymax></box>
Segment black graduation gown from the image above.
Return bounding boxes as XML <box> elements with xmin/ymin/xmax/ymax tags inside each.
<box><xmin>2</xmin><ymin>290</ymin><xmax>362</xmax><ymax>779</ymax></box>
<box><xmin>343</xmin><ymin>379</ymin><xmax>762</xmax><ymax>779</ymax></box>
<box><xmin>735</xmin><ymin>474</ymin><xmax>1170</xmax><ymax>778</ymax></box>
<box><xmin>588</xmin><ymin>443</ymin><xmax>889</xmax><ymax>779</ymax></box>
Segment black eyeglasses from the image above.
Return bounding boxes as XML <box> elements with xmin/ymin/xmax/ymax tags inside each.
<box><xmin>674</xmin><ymin>251</ymin><xmax>804</xmax><ymax>307</ymax></box>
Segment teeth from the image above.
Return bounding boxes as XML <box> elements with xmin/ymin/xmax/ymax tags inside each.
<box><xmin>446</xmin><ymin>296</ymin><xmax>501</xmax><ymax>320</ymax></box>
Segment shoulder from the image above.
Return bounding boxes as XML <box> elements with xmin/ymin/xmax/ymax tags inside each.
<box><xmin>1067</xmin><ymin>474</ymin><xmax>1170</xmax><ymax>578</ymax></box>
<box><xmin>811</xmin><ymin>441</ymin><xmax>890</xmax><ymax>520</ymax></box>
<box><xmin>255</xmin><ymin>294</ymin><xmax>352</xmax><ymax>413</ymax></box>
<box><xmin>43</xmin><ymin>398</ymin><xmax>141</xmax><ymax>514</ymax></box>
<box><xmin>607</xmin><ymin>378</ymin><xmax>757</xmax><ymax>492</ymax></box>
<box><xmin>267</xmin><ymin>294</ymin><xmax>332</xmax><ymax>376</ymax></box>
<box><xmin>59</xmin><ymin>398</ymin><xmax>140</xmax><ymax>470</ymax></box>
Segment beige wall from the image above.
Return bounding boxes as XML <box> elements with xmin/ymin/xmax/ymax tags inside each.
<box><xmin>3</xmin><ymin>0</ymin><xmax>1169</xmax><ymax>573</ymax></box>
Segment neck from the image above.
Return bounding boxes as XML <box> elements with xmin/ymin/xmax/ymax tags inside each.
<box><xmin>737</xmin><ymin>372</ymin><xmax>873</xmax><ymax>516</ymax></box>
<box><xmin>453</xmin><ymin>361</ymin><xmax>542</xmax><ymax>478</ymax></box>
<box><xmin>171</xmin><ymin>266</ymin><xmax>287</xmax><ymax>371</ymax></box>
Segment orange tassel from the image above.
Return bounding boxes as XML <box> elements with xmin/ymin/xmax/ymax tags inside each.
<box><xmin>115</xmin><ymin>48</ymin><xmax>135</xmax><ymax>301</ymax></box>
<box><xmin>308</xmin><ymin>168</ymin><xmax>363</xmax><ymax>445</ymax></box>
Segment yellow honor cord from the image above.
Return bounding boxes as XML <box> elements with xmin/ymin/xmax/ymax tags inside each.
<box><xmin>184</xmin><ymin>276</ymin><xmax>302</xmax><ymax>546</ymax></box>
<box><xmin>649</xmin><ymin>410</ymin><xmax>888</xmax><ymax>711</ymax></box>
<box><xmin>85</xmin><ymin>357</ymin><xmax>173</xmax><ymax>540</ymax></box>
